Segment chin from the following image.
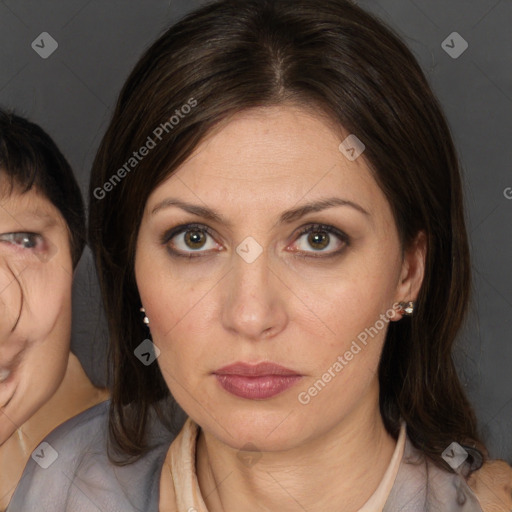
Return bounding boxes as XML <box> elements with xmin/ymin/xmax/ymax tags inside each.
<box><xmin>196</xmin><ymin>403</ymin><xmax>313</xmax><ymax>452</ymax></box>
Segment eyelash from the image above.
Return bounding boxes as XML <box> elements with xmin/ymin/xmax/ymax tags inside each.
<box><xmin>0</xmin><ymin>232</ymin><xmax>43</xmax><ymax>251</ymax></box>
<box><xmin>161</xmin><ymin>222</ymin><xmax>349</xmax><ymax>260</ymax></box>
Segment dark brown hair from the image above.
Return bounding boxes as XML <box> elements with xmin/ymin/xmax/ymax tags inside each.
<box><xmin>89</xmin><ymin>0</ymin><xmax>485</xmax><ymax>470</ymax></box>
<box><xmin>0</xmin><ymin>109</ymin><xmax>86</xmax><ymax>267</ymax></box>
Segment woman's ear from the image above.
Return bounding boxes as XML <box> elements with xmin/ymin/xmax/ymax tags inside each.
<box><xmin>390</xmin><ymin>230</ymin><xmax>427</xmax><ymax>321</ymax></box>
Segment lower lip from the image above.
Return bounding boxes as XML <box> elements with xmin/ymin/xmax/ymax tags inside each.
<box><xmin>215</xmin><ymin>374</ymin><xmax>302</xmax><ymax>400</ymax></box>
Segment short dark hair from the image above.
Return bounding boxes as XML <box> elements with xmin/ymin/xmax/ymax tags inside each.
<box><xmin>89</xmin><ymin>0</ymin><xmax>485</xmax><ymax>470</ymax></box>
<box><xmin>0</xmin><ymin>109</ymin><xmax>86</xmax><ymax>268</ymax></box>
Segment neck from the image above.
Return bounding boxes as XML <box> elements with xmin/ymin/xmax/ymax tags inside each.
<box><xmin>196</xmin><ymin>383</ymin><xmax>397</xmax><ymax>512</ymax></box>
<box><xmin>0</xmin><ymin>353</ymin><xmax>108</xmax><ymax>510</ymax></box>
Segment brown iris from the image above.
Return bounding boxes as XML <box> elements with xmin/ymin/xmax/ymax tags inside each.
<box><xmin>308</xmin><ymin>230</ymin><xmax>329</xmax><ymax>250</ymax></box>
<box><xmin>184</xmin><ymin>229</ymin><xmax>207</xmax><ymax>249</ymax></box>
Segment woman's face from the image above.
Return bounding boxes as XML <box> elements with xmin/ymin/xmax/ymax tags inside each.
<box><xmin>0</xmin><ymin>180</ymin><xmax>73</xmax><ymax>443</ymax></box>
<box><xmin>135</xmin><ymin>105</ymin><xmax>425</xmax><ymax>452</ymax></box>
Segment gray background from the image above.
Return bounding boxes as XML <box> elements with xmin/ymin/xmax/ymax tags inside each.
<box><xmin>0</xmin><ymin>0</ymin><xmax>510</xmax><ymax>461</ymax></box>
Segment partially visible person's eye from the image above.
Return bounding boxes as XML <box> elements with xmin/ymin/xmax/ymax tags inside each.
<box><xmin>288</xmin><ymin>223</ymin><xmax>349</xmax><ymax>258</ymax></box>
<box><xmin>0</xmin><ymin>232</ymin><xmax>44</xmax><ymax>251</ymax></box>
<box><xmin>161</xmin><ymin>223</ymin><xmax>222</xmax><ymax>258</ymax></box>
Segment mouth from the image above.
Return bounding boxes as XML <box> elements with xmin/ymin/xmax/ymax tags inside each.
<box><xmin>215</xmin><ymin>362</ymin><xmax>300</xmax><ymax>377</ymax></box>
<box><xmin>213</xmin><ymin>362</ymin><xmax>303</xmax><ymax>400</ymax></box>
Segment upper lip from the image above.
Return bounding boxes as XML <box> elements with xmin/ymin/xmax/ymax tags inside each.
<box><xmin>214</xmin><ymin>362</ymin><xmax>300</xmax><ymax>377</ymax></box>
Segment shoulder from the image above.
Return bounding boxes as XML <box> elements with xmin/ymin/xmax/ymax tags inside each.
<box><xmin>7</xmin><ymin>400</ymin><xmax>177</xmax><ymax>512</ymax></box>
<box><xmin>467</xmin><ymin>458</ymin><xmax>512</xmax><ymax>512</ymax></box>
<box><xmin>386</xmin><ymin>435</ymin><xmax>485</xmax><ymax>511</ymax></box>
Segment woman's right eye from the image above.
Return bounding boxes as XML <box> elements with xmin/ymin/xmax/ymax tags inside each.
<box><xmin>162</xmin><ymin>224</ymin><xmax>221</xmax><ymax>258</ymax></box>
<box><xmin>0</xmin><ymin>232</ymin><xmax>43</xmax><ymax>250</ymax></box>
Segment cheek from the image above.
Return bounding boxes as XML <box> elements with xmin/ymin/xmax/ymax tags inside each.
<box><xmin>290</xmin><ymin>256</ymin><xmax>400</xmax><ymax>405</ymax></box>
<box><xmin>0</xmin><ymin>256</ymin><xmax>72</xmax><ymax>323</ymax></box>
<box><xmin>293</xmin><ymin>282</ymin><xmax>392</xmax><ymax>425</ymax></box>
<box><xmin>0</xmin><ymin>258</ymin><xmax>24</xmax><ymax>329</ymax></box>
<box><xmin>136</xmin><ymin>246</ymin><xmax>206</xmax><ymax>343</ymax></box>
<box><xmin>0</xmin><ymin>348</ymin><xmax>70</xmax><ymax>442</ymax></box>
<box><xmin>137</xmin><ymin>274</ymin><xmax>220</xmax><ymax>401</ymax></box>
<box><xmin>148</xmin><ymin>297</ymin><xmax>210</xmax><ymax>374</ymax></box>
<box><xmin>298</xmin><ymin>262</ymin><xmax>396</xmax><ymax>344</ymax></box>
<box><xmin>0</xmin><ymin>308</ymin><xmax>71</xmax><ymax>443</ymax></box>
<box><xmin>21</xmin><ymin>265</ymin><xmax>73</xmax><ymax>340</ymax></box>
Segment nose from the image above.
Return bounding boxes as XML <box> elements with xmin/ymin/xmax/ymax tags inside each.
<box><xmin>220</xmin><ymin>242</ymin><xmax>288</xmax><ymax>342</ymax></box>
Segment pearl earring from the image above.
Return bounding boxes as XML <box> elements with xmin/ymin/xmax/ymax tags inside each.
<box><xmin>398</xmin><ymin>301</ymin><xmax>415</xmax><ymax>316</ymax></box>
<box><xmin>140</xmin><ymin>307</ymin><xmax>150</xmax><ymax>325</ymax></box>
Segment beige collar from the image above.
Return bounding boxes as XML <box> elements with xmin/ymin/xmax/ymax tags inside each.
<box><xmin>165</xmin><ymin>418</ymin><xmax>406</xmax><ymax>512</ymax></box>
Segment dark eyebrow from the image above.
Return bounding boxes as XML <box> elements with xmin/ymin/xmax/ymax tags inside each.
<box><xmin>278</xmin><ymin>197</ymin><xmax>370</xmax><ymax>223</ymax></box>
<box><xmin>151</xmin><ymin>197</ymin><xmax>370</xmax><ymax>225</ymax></box>
<box><xmin>151</xmin><ymin>199</ymin><xmax>226</xmax><ymax>223</ymax></box>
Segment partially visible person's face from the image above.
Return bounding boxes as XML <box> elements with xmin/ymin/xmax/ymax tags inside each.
<box><xmin>135</xmin><ymin>105</ymin><xmax>425</xmax><ymax>452</ymax></box>
<box><xmin>0</xmin><ymin>178</ymin><xmax>73</xmax><ymax>443</ymax></box>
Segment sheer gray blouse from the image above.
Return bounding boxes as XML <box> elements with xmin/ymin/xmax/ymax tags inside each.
<box><xmin>7</xmin><ymin>401</ymin><xmax>484</xmax><ymax>511</ymax></box>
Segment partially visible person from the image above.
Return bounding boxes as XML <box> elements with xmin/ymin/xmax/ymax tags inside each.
<box><xmin>0</xmin><ymin>110</ymin><xmax>108</xmax><ymax>510</ymax></box>
<box><xmin>468</xmin><ymin>460</ymin><xmax>512</xmax><ymax>512</ymax></box>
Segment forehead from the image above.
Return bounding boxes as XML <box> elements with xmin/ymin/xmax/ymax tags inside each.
<box><xmin>0</xmin><ymin>176</ymin><xmax>62</xmax><ymax>229</ymax></box>
<box><xmin>146</xmin><ymin>105</ymin><xmax>389</xmax><ymax>223</ymax></box>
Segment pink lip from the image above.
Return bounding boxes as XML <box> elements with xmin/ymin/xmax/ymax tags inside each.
<box><xmin>214</xmin><ymin>362</ymin><xmax>302</xmax><ymax>400</ymax></box>
<box><xmin>215</xmin><ymin>362</ymin><xmax>300</xmax><ymax>376</ymax></box>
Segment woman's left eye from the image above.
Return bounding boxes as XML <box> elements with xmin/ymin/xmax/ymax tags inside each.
<box><xmin>0</xmin><ymin>232</ymin><xmax>43</xmax><ymax>250</ymax></box>
<box><xmin>290</xmin><ymin>224</ymin><xmax>349</xmax><ymax>257</ymax></box>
